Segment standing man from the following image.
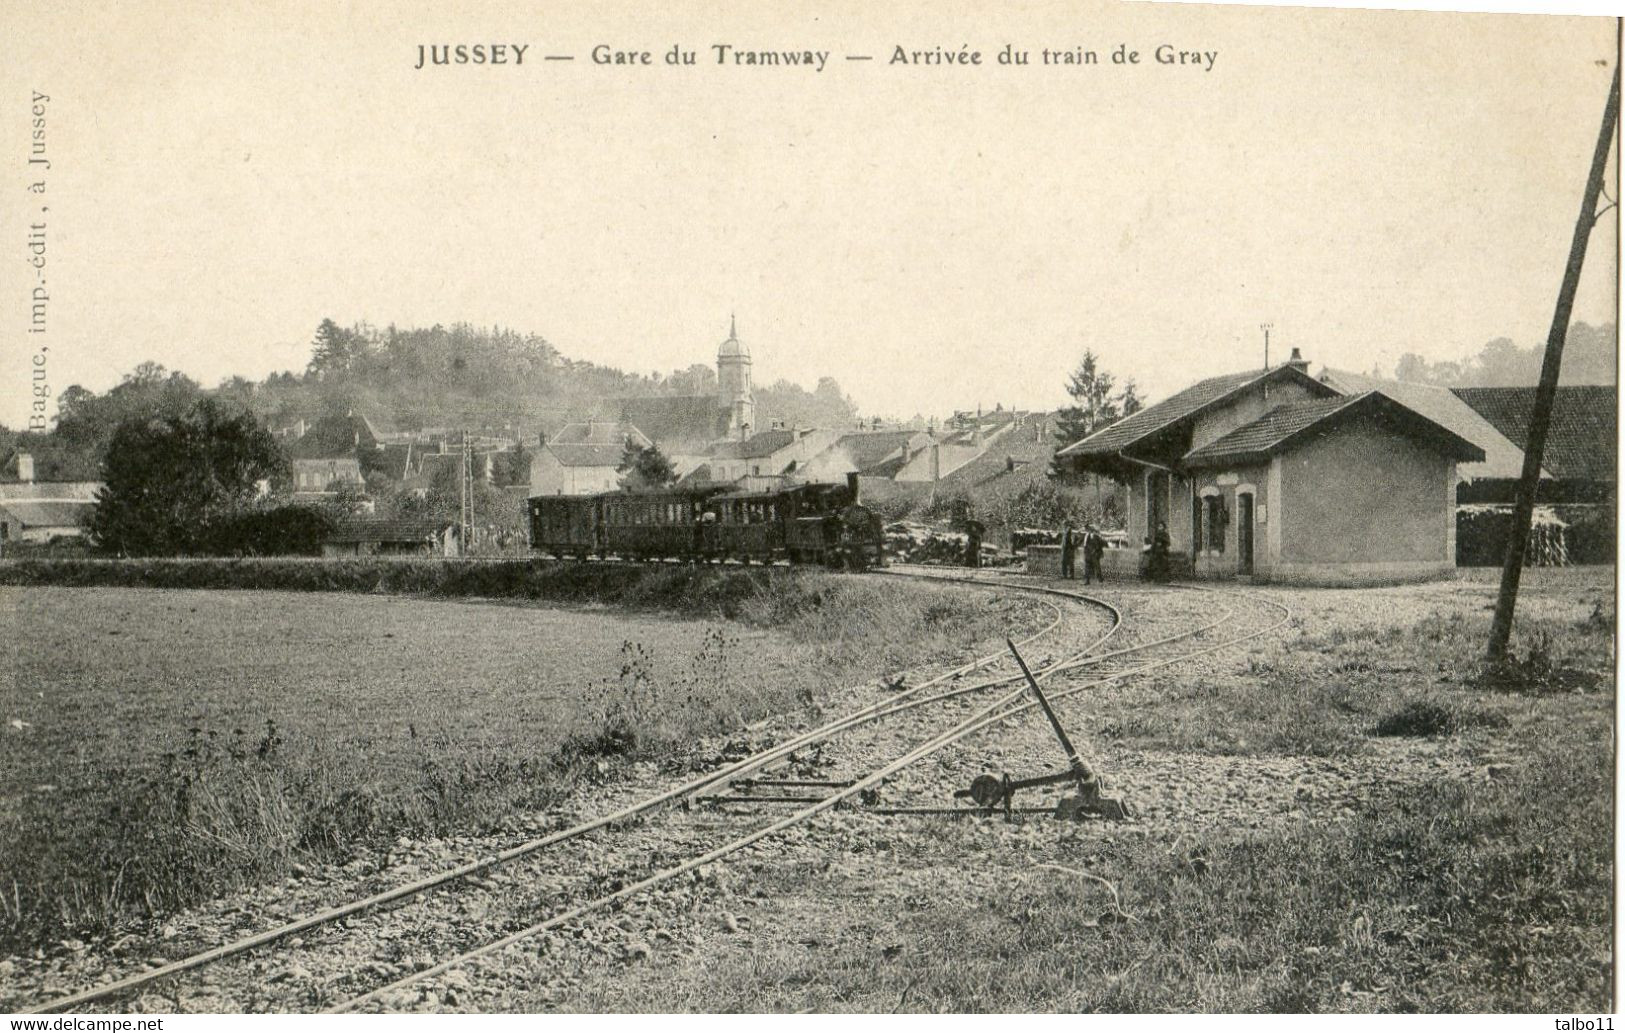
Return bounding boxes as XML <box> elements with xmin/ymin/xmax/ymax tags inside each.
<box><xmin>1084</xmin><ymin>524</ymin><xmax>1106</xmax><ymax>584</ymax></box>
<box><xmin>1149</xmin><ymin>520</ymin><xmax>1172</xmax><ymax>581</ymax></box>
<box><xmin>965</xmin><ymin>518</ymin><xmax>985</xmax><ymax>568</ymax></box>
<box><xmin>1059</xmin><ymin>523</ymin><xmax>1076</xmax><ymax>579</ymax></box>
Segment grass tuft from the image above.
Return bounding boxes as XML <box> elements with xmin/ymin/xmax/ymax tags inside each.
<box><xmin>1</xmin><ymin>568</ymin><xmax>1041</xmax><ymax>950</ymax></box>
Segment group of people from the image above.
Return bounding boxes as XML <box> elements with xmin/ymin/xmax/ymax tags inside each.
<box><xmin>1058</xmin><ymin>523</ymin><xmax>1108</xmax><ymax>583</ymax></box>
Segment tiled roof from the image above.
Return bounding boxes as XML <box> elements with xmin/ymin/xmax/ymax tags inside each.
<box><xmin>287</xmin><ymin>414</ymin><xmax>370</xmax><ymax>459</ymax></box>
<box><xmin>0</xmin><ymin>479</ymin><xmax>101</xmax><ymax>501</ymax></box>
<box><xmin>1057</xmin><ymin>366</ymin><xmax>1329</xmax><ymax>458</ymax></box>
<box><xmin>2</xmin><ymin>448</ymin><xmax>101</xmax><ymax>483</ymax></box>
<box><xmin>675</xmin><ymin>463</ymin><xmax>718</xmax><ymax>488</ymax></box>
<box><xmin>1452</xmin><ymin>386</ymin><xmax>1616</xmax><ymax>483</ymax></box>
<box><xmin>1183</xmin><ymin>391</ymin><xmax>1486</xmax><ymax>466</ymax></box>
<box><xmin>546</xmin><ymin>442</ymin><xmax>627</xmax><ymax>468</ymax></box>
<box><xmin>834</xmin><ymin>431</ymin><xmax>924</xmax><ymax>472</ymax></box>
<box><xmin>324</xmin><ymin>518</ymin><xmax>450</xmax><ymax>545</ymax></box>
<box><xmin>1319</xmin><ymin>370</ymin><xmax>1538</xmax><ymax>482</ymax></box>
<box><xmin>551</xmin><ymin>421</ymin><xmax>651</xmax><ymax>448</ymax></box>
<box><xmin>0</xmin><ymin>500</ymin><xmax>94</xmax><ymax>527</ymax></box>
<box><xmin>1184</xmin><ymin>396</ymin><xmax>1365</xmax><ymax>464</ymax></box>
<box><xmin>709</xmin><ymin>429</ymin><xmax>796</xmax><ymax>461</ymax></box>
<box><xmin>616</xmin><ymin>395</ymin><xmax>730</xmax><ymax>445</ymax></box>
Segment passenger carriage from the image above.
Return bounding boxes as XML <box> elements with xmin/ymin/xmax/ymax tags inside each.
<box><xmin>525</xmin><ymin>474</ymin><xmax>884</xmax><ymax>569</ymax></box>
<box><xmin>526</xmin><ymin>495</ymin><xmax>602</xmax><ymax>559</ymax></box>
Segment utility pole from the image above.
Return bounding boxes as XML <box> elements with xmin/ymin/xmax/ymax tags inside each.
<box><xmin>459</xmin><ymin>431</ymin><xmax>475</xmax><ymax>557</ymax></box>
<box><xmin>1487</xmin><ymin>64</ymin><xmax>1619</xmax><ymax>661</ymax></box>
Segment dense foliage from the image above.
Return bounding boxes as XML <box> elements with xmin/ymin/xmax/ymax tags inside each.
<box><xmin>1389</xmin><ymin>321</ymin><xmax>1615</xmax><ymax>387</ymax></box>
<box><xmin>87</xmin><ymin>399</ymin><xmax>288</xmax><ymax>556</ymax></box>
<box><xmin>617</xmin><ymin>439</ymin><xmax>678</xmax><ymax>490</ymax></box>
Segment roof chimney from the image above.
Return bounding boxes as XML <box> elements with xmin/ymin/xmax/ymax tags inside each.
<box><xmin>15</xmin><ymin>452</ymin><xmax>33</xmax><ymax>483</ymax></box>
<box><xmin>1285</xmin><ymin>347</ymin><xmax>1309</xmax><ymax>372</ymax></box>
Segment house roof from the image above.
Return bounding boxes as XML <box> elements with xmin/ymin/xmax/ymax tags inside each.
<box><xmin>0</xmin><ymin>480</ymin><xmax>101</xmax><ymax>501</ymax></box>
<box><xmin>1182</xmin><ymin>391</ymin><xmax>1487</xmax><ymax>467</ymax></box>
<box><xmin>2</xmin><ymin>447</ymin><xmax>101</xmax><ymax>483</ymax></box>
<box><xmin>615</xmin><ymin>395</ymin><xmax>730</xmax><ymax>445</ymax></box>
<box><xmin>324</xmin><ymin>518</ymin><xmax>451</xmax><ymax>545</ymax></box>
<box><xmin>1319</xmin><ymin>370</ymin><xmax>1540</xmax><ymax>482</ymax></box>
<box><xmin>287</xmin><ymin>414</ymin><xmax>373</xmax><ymax>460</ymax></box>
<box><xmin>1057</xmin><ymin>365</ymin><xmax>1334</xmax><ymax>459</ymax></box>
<box><xmin>551</xmin><ymin>421</ymin><xmax>651</xmax><ymax>448</ymax></box>
<box><xmin>834</xmin><ymin>430</ymin><xmax>924</xmax><ymax>472</ymax></box>
<box><xmin>675</xmin><ymin>463</ymin><xmax>721</xmax><ymax>488</ymax></box>
<box><xmin>548</xmin><ymin>443</ymin><xmax>628</xmax><ymax>468</ymax></box>
<box><xmin>708</xmin><ymin>429</ymin><xmax>796</xmax><ymax>461</ymax></box>
<box><xmin>0</xmin><ymin>500</ymin><xmax>93</xmax><ymax>527</ymax></box>
<box><xmin>1451</xmin><ymin>386</ymin><xmax>1616</xmax><ymax>483</ymax></box>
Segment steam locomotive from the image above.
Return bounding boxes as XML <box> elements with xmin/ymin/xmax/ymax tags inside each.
<box><xmin>527</xmin><ymin>472</ymin><xmax>886</xmax><ymax>570</ymax></box>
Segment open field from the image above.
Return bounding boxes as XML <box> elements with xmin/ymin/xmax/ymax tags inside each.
<box><xmin>530</xmin><ymin>567</ymin><xmax>1615</xmax><ymax>1013</ymax></box>
<box><xmin>0</xmin><ymin>570</ymin><xmax>1047</xmax><ymax>949</ymax></box>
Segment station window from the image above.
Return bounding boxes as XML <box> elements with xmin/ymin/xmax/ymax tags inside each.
<box><xmin>1203</xmin><ymin>495</ymin><xmax>1226</xmax><ymax>553</ymax></box>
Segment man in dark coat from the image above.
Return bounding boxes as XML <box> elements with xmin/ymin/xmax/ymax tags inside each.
<box><xmin>1083</xmin><ymin>524</ymin><xmax>1106</xmax><ymax>584</ymax></box>
<box><xmin>1148</xmin><ymin>520</ymin><xmax>1172</xmax><ymax>581</ymax></box>
<box><xmin>1059</xmin><ymin>524</ymin><xmax>1077</xmax><ymax>579</ymax></box>
<box><xmin>965</xmin><ymin>519</ymin><xmax>985</xmax><ymax>568</ymax></box>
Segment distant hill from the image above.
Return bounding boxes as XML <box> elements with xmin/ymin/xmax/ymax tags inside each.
<box><xmin>4</xmin><ymin>320</ymin><xmax>866</xmax><ymax>479</ymax></box>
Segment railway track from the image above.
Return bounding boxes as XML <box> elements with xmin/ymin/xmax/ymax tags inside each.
<box><xmin>20</xmin><ymin>570</ymin><xmax>1121</xmax><ymax>1014</ymax></box>
<box><xmin>323</xmin><ymin>576</ymin><xmax>1287</xmax><ymax>1014</ymax></box>
<box><xmin>21</xmin><ymin>572</ymin><xmax>1291</xmax><ymax>1014</ymax></box>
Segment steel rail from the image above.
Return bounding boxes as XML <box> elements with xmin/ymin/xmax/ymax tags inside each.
<box><xmin>330</xmin><ymin>590</ymin><xmax>1290</xmax><ymax>1013</ymax></box>
<box><xmin>23</xmin><ymin>578</ymin><xmax>1116</xmax><ymax>1014</ymax></box>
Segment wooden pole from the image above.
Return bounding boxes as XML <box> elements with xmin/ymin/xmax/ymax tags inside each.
<box><xmin>1487</xmin><ymin>63</ymin><xmax>1619</xmax><ymax>660</ymax></box>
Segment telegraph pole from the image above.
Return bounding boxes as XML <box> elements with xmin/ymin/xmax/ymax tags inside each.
<box><xmin>1487</xmin><ymin>64</ymin><xmax>1619</xmax><ymax>661</ymax></box>
<box><xmin>459</xmin><ymin>431</ymin><xmax>475</xmax><ymax>557</ymax></box>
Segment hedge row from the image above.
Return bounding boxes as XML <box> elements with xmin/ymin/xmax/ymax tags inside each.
<box><xmin>0</xmin><ymin>557</ymin><xmax>805</xmax><ymax>618</ymax></box>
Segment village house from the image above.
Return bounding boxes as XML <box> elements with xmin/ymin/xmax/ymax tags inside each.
<box><xmin>528</xmin><ymin>421</ymin><xmax>651</xmax><ymax>496</ymax></box>
<box><xmin>799</xmin><ymin>428</ymin><xmax>932</xmax><ymax>482</ymax></box>
<box><xmin>1056</xmin><ymin>350</ymin><xmax>1484</xmax><ymax>585</ymax></box>
<box><xmin>286</xmin><ymin>412</ymin><xmax>374</xmax><ymax>495</ymax></box>
<box><xmin>0</xmin><ymin>450</ymin><xmax>101</xmax><ymax>550</ymax></box>
<box><xmin>704</xmin><ymin>427</ymin><xmax>840</xmax><ymax>483</ymax></box>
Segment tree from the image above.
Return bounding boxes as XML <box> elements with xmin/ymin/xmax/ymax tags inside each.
<box><xmin>307</xmin><ymin>319</ymin><xmax>368</xmax><ymax>379</ymax></box>
<box><xmin>617</xmin><ymin>439</ymin><xmax>677</xmax><ymax>490</ymax></box>
<box><xmin>87</xmin><ymin>398</ymin><xmax>288</xmax><ymax>555</ymax></box>
<box><xmin>1050</xmin><ymin>352</ymin><xmax>1143</xmax><ymax>480</ymax></box>
<box><xmin>1052</xmin><ymin>352</ymin><xmax>1137</xmax><ymax>450</ymax></box>
<box><xmin>1119</xmin><ymin>379</ymin><xmax>1143</xmax><ymax>418</ymax></box>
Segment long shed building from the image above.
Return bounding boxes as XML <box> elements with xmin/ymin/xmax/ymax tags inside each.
<box><xmin>1055</xmin><ymin>350</ymin><xmax>1485</xmax><ymax>585</ymax></box>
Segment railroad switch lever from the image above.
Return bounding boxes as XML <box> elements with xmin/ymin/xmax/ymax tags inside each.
<box><xmin>957</xmin><ymin>639</ymin><xmax>1131</xmax><ymax>822</ymax></box>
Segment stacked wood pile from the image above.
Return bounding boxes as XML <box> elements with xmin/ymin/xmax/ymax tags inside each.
<box><xmin>1456</xmin><ymin>504</ymin><xmax>1570</xmax><ymax>567</ymax></box>
<box><xmin>883</xmin><ymin>521</ymin><xmax>1006</xmax><ymax>566</ymax></box>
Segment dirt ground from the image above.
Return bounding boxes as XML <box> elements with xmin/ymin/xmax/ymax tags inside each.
<box><xmin>1</xmin><ymin>568</ymin><xmax>1612</xmax><ymax>1013</ymax></box>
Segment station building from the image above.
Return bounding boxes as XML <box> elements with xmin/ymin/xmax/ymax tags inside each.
<box><xmin>1054</xmin><ymin>350</ymin><xmax>1485</xmax><ymax>585</ymax></box>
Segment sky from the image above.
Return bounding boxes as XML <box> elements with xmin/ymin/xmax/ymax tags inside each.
<box><xmin>0</xmin><ymin>0</ymin><xmax>1617</xmax><ymax>427</ymax></box>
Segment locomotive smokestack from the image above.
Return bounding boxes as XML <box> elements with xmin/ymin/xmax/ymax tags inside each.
<box><xmin>846</xmin><ymin>471</ymin><xmax>860</xmax><ymax>502</ymax></box>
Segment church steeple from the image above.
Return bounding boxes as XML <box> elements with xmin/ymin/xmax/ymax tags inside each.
<box><xmin>717</xmin><ymin>316</ymin><xmax>755</xmax><ymax>438</ymax></box>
